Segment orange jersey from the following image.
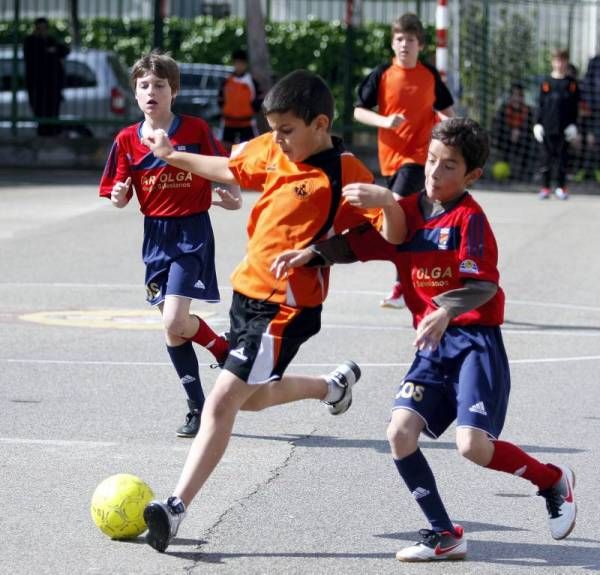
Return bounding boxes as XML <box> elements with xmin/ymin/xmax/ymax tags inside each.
<box><xmin>356</xmin><ymin>60</ymin><xmax>454</xmax><ymax>175</ymax></box>
<box><xmin>228</xmin><ymin>133</ymin><xmax>378</xmax><ymax>307</ymax></box>
<box><xmin>221</xmin><ymin>72</ymin><xmax>259</xmax><ymax>128</ymax></box>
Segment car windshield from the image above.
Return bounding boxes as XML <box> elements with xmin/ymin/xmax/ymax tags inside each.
<box><xmin>180</xmin><ymin>72</ymin><xmax>205</xmax><ymax>90</ymax></box>
<box><xmin>65</xmin><ymin>60</ymin><xmax>96</xmax><ymax>88</ymax></box>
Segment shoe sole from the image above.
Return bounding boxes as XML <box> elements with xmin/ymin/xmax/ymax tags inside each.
<box><xmin>175</xmin><ymin>430</ymin><xmax>198</xmax><ymax>438</ymax></box>
<box><xmin>396</xmin><ymin>553</ymin><xmax>466</xmax><ymax>562</ymax></box>
<box><xmin>380</xmin><ymin>301</ymin><xmax>405</xmax><ymax>309</ymax></box>
<box><xmin>329</xmin><ymin>361</ymin><xmax>361</xmax><ymax>415</ymax></box>
<box><xmin>144</xmin><ymin>503</ymin><xmax>171</xmax><ymax>553</ymax></box>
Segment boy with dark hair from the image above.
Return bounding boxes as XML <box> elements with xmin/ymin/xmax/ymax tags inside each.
<box><xmin>139</xmin><ymin>69</ymin><xmax>380</xmax><ymax>552</ymax></box>
<box><xmin>100</xmin><ymin>52</ymin><xmax>241</xmax><ymax>438</ymax></box>
<box><xmin>354</xmin><ymin>12</ymin><xmax>455</xmax><ymax>309</ymax></box>
<box><xmin>219</xmin><ymin>48</ymin><xmax>262</xmax><ymax>150</ymax></box>
<box><xmin>533</xmin><ymin>48</ymin><xmax>580</xmax><ymax>200</ymax></box>
<box><xmin>274</xmin><ymin>117</ymin><xmax>577</xmax><ymax>562</ymax></box>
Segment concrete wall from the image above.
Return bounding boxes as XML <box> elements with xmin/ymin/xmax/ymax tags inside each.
<box><xmin>0</xmin><ymin>137</ymin><xmax>112</xmax><ymax>169</ymax></box>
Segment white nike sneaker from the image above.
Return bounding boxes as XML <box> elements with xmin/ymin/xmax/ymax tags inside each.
<box><xmin>538</xmin><ymin>464</ymin><xmax>576</xmax><ymax>540</ymax></box>
<box><xmin>396</xmin><ymin>525</ymin><xmax>467</xmax><ymax>562</ymax></box>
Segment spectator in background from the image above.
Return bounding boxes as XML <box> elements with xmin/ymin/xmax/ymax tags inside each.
<box><xmin>579</xmin><ymin>55</ymin><xmax>600</xmax><ymax>183</ymax></box>
<box><xmin>218</xmin><ymin>49</ymin><xmax>262</xmax><ymax>151</ymax></box>
<box><xmin>23</xmin><ymin>17</ymin><xmax>70</xmax><ymax>136</ymax></box>
<box><xmin>492</xmin><ymin>82</ymin><xmax>534</xmax><ymax>180</ymax></box>
<box><xmin>353</xmin><ymin>13</ymin><xmax>454</xmax><ymax>309</ymax></box>
<box><xmin>533</xmin><ymin>48</ymin><xmax>579</xmax><ymax>200</ymax></box>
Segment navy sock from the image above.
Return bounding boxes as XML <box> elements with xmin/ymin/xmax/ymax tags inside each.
<box><xmin>166</xmin><ymin>341</ymin><xmax>205</xmax><ymax>407</ymax></box>
<box><xmin>394</xmin><ymin>449</ymin><xmax>454</xmax><ymax>533</ymax></box>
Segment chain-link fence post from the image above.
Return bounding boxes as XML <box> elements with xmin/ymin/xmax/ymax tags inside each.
<box><xmin>10</xmin><ymin>0</ymin><xmax>21</xmax><ymax>137</ymax></box>
<box><xmin>478</xmin><ymin>0</ymin><xmax>490</xmax><ymax>128</ymax></box>
<box><xmin>343</xmin><ymin>0</ymin><xmax>359</xmax><ymax>144</ymax></box>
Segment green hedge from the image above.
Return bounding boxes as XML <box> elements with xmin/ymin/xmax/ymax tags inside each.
<box><xmin>0</xmin><ymin>16</ymin><xmax>435</xmax><ymax>122</ymax></box>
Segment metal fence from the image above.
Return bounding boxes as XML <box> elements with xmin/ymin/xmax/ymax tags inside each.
<box><xmin>3</xmin><ymin>0</ymin><xmax>600</xmax><ymax>184</ymax></box>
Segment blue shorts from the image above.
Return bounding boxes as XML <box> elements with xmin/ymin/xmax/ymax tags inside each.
<box><xmin>393</xmin><ymin>326</ymin><xmax>511</xmax><ymax>439</ymax></box>
<box><xmin>142</xmin><ymin>213</ymin><xmax>220</xmax><ymax>306</ymax></box>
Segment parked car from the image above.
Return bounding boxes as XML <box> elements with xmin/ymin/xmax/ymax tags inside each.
<box><xmin>0</xmin><ymin>46</ymin><xmax>139</xmax><ymax>138</ymax></box>
<box><xmin>171</xmin><ymin>62</ymin><xmax>233</xmax><ymax>124</ymax></box>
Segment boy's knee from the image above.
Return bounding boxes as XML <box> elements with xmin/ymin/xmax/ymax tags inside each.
<box><xmin>456</xmin><ymin>429</ymin><xmax>493</xmax><ymax>466</ymax></box>
<box><xmin>163</xmin><ymin>313</ymin><xmax>187</xmax><ymax>337</ymax></box>
<box><xmin>203</xmin><ymin>392</ymin><xmax>238</xmax><ymax>422</ymax></box>
<box><xmin>386</xmin><ymin>418</ymin><xmax>419</xmax><ymax>457</ymax></box>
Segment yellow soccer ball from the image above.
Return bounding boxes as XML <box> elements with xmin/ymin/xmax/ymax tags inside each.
<box><xmin>91</xmin><ymin>473</ymin><xmax>154</xmax><ymax>539</ymax></box>
<box><xmin>491</xmin><ymin>161</ymin><xmax>511</xmax><ymax>182</ymax></box>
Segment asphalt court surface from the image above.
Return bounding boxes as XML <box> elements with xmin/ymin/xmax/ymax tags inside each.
<box><xmin>1</xmin><ymin>170</ymin><xmax>600</xmax><ymax>574</ymax></box>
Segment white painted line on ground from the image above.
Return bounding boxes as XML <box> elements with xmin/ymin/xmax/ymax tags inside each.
<box><xmin>504</xmin><ymin>298</ymin><xmax>600</xmax><ymax>312</ymax></box>
<box><xmin>2</xmin><ymin>356</ymin><xmax>600</xmax><ymax>368</ymax></box>
<box><xmin>0</xmin><ymin>437</ymin><xmax>117</xmax><ymax>447</ymax></box>
<box><xmin>1</xmin><ymin>358</ymin><xmax>172</xmax><ymax>366</ymax></box>
<box><xmin>1</xmin><ymin>282</ymin><xmax>599</xmax><ymax>312</ymax></box>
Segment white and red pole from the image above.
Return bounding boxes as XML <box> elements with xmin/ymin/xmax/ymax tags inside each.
<box><xmin>436</xmin><ymin>0</ymin><xmax>449</xmax><ymax>82</ymax></box>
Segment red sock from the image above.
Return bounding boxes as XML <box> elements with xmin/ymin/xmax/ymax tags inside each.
<box><xmin>189</xmin><ymin>316</ymin><xmax>228</xmax><ymax>362</ymax></box>
<box><xmin>486</xmin><ymin>440</ymin><xmax>561</xmax><ymax>490</ymax></box>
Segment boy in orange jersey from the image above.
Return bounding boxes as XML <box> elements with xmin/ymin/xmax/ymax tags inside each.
<box><xmin>139</xmin><ymin>70</ymin><xmax>380</xmax><ymax>552</ymax></box>
<box><xmin>355</xmin><ymin>13</ymin><xmax>454</xmax><ymax>309</ymax></box>
<box><xmin>219</xmin><ymin>49</ymin><xmax>262</xmax><ymax>150</ymax></box>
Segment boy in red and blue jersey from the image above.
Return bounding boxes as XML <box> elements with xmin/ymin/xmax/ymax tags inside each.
<box><xmin>99</xmin><ymin>52</ymin><xmax>242</xmax><ymax>438</ymax></box>
<box><xmin>274</xmin><ymin>118</ymin><xmax>577</xmax><ymax>562</ymax></box>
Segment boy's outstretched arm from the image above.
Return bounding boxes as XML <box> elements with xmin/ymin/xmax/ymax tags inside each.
<box><xmin>354</xmin><ymin>106</ymin><xmax>405</xmax><ymax>130</ymax></box>
<box><xmin>142</xmin><ymin>128</ymin><xmax>237</xmax><ymax>185</ymax></box>
<box><xmin>270</xmin><ymin>230</ymin><xmax>363</xmax><ymax>279</ymax></box>
<box><xmin>342</xmin><ymin>182</ymin><xmax>407</xmax><ymax>244</ymax></box>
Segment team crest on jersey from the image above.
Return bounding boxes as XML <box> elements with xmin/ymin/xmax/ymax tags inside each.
<box><xmin>438</xmin><ymin>227</ymin><xmax>451</xmax><ymax>250</ymax></box>
<box><xmin>292</xmin><ymin>181</ymin><xmax>311</xmax><ymax>199</ymax></box>
<box><xmin>459</xmin><ymin>259</ymin><xmax>479</xmax><ymax>274</ymax></box>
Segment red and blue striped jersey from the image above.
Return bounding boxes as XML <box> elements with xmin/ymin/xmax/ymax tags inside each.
<box><xmin>99</xmin><ymin>115</ymin><xmax>226</xmax><ymax>216</ymax></box>
<box><xmin>397</xmin><ymin>191</ymin><xmax>504</xmax><ymax>327</ymax></box>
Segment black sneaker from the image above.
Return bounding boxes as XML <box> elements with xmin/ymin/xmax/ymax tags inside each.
<box><xmin>144</xmin><ymin>496</ymin><xmax>186</xmax><ymax>553</ymax></box>
<box><xmin>176</xmin><ymin>400</ymin><xmax>201</xmax><ymax>437</ymax></box>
